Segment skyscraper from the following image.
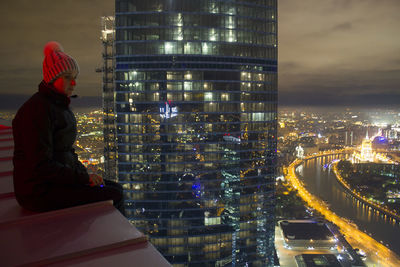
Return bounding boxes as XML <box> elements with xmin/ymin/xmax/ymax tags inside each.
<box><xmin>111</xmin><ymin>0</ymin><xmax>277</xmax><ymax>265</ymax></box>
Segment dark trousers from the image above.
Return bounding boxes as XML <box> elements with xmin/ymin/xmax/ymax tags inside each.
<box><xmin>20</xmin><ymin>180</ymin><xmax>125</xmax><ymax>216</ymax></box>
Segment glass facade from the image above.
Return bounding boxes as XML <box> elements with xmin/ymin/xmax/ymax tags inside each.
<box><xmin>114</xmin><ymin>1</ymin><xmax>277</xmax><ymax>266</ymax></box>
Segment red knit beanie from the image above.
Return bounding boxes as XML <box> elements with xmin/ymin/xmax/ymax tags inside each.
<box><xmin>42</xmin><ymin>41</ymin><xmax>79</xmax><ymax>83</ymax></box>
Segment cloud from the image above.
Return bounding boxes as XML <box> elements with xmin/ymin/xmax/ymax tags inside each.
<box><xmin>279</xmin><ymin>90</ymin><xmax>400</xmax><ymax>107</ymax></box>
<box><xmin>305</xmin><ymin>22</ymin><xmax>353</xmax><ymax>39</ymax></box>
<box><xmin>0</xmin><ymin>0</ymin><xmax>399</xmax><ymax>108</ymax></box>
<box><xmin>278</xmin><ymin>0</ymin><xmax>400</xmax><ymax>106</ymax></box>
<box><xmin>331</xmin><ymin>22</ymin><xmax>352</xmax><ymax>32</ymax></box>
<box><xmin>0</xmin><ymin>0</ymin><xmax>113</xmax><ymax>97</ymax></box>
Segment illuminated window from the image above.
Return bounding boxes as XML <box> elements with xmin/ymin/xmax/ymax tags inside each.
<box><xmin>224</xmin><ymin>6</ymin><xmax>236</xmax><ymax>15</ymax></box>
<box><xmin>149</xmin><ymin>82</ymin><xmax>160</xmax><ymax>91</ymax></box>
<box><xmin>209</xmin><ymin>28</ymin><xmax>217</xmax><ymax>41</ymax></box>
<box><xmin>226</xmin><ymin>16</ymin><xmax>235</xmax><ymax>29</ymax></box>
<box><xmin>164</xmin><ymin>42</ymin><xmax>175</xmax><ymax>54</ymax></box>
<box><xmin>184</xmin><ymin>82</ymin><xmax>193</xmax><ymax>91</ymax></box>
<box><xmin>152</xmin><ymin>93</ymin><xmax>159</xmax><ymax>101</ymax></box>
<box><xmin>167</xmin><ymin>72</ymin><xmax>182</xmax><ymax>80</ymax></box>
<box><xmin>209</xmin><ymin>2</ymin><xmax>219</xmax><ymax>13</ymax></box>
<box><xmin>204</xmin><ymin>92</ymin><xmax>213</xmax><ymax>101</ymax></box>
<box><xmin>227</xmin><ymin>30</ymin><xmax>236</xmax><ymax>42</ymax></box>
<box><xmin>167</xmin><ymin>82</ymin><xmax>182</xmax><ymax>91</ymax></box>
<box><xmin>221</xmin><ymin>93</ymin><xmax>230</xmax><ymax>101</ymax></box>
<box><xmin>184</xmin><ymin>72</ymin><xmax>192</xmax><ymax>80</ymax></box>
<box><xmin>184</xmin><ymin>42</ymin><xmax>201</xmax><ymax>54</ymax></box>
<box><xmin>202</xmin><ymin>42</ymin><xmax>211</xmax><ymax>55</ymax></box>
<box><xmin>176</xmin><ymin>29</ymin><xmax>183</xmax><ymax>41</ymax></box>
<box><xmin>175</xmin><ymin>13</ymin><xmax>183</xmax><ymax>26</ymax></box>
<box><xmin>252</xmin><ymin>112</ymin><xmax>265</xmax><ymax>121</ymax></box>
<box><xmin>184</xmin><ymin>92</ymin><xmax>192</xmax><ymax>101</ymax></box>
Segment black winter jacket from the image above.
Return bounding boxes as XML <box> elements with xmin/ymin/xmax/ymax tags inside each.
<box><xmin>12</xmin><ymin>81</ymin><xmax>89</xmax><ymax>205</ymax></box>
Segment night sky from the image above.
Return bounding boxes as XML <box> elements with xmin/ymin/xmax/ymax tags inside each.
<box><xmin>0</xmin><ymin>0</ymin><xmax>399</xmax><ymax>111</ymax></box>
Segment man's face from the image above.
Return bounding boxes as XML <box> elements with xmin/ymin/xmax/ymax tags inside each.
<box><xmin>53</xmin><ymin>73</ymin><xmax>77</xmax><ymax>97</ymax></box>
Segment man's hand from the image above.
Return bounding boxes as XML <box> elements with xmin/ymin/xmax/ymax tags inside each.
<box><xmin>89</xmin><ymin>174</ymin><xmax>104</xmax><ymax>187</ymax></box>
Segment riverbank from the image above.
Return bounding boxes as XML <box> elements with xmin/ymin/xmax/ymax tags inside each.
<box><xmin>332</xmin><ymin>161</ymin><xmax>400</xmax><ymax>222</ymax></box>
<box><xmin>286</xmin><ymin>154</ymin><xmax>400</xmax><ymax>266</ymax></box>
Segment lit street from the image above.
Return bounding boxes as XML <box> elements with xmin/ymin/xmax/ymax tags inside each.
<box><xmin>286</xmin><ymin>153</ymin><xmax>400</xmax><ymax>267</ymax></box>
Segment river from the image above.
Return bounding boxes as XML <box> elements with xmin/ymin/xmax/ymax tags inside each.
<box><xmin>296</xmin><ymin>154</ymin><xmax>400</xmax><ymax>256</ymax></box>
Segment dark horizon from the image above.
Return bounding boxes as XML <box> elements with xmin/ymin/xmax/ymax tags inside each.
<box><xmin>2</xmin><ymin>92</ymin><xmax>400</xmax><ymax>114</ymax></box>
<box><xmin>0</xmin><ymin>93</ymin><xmax>102</xmax><ymax>113</ymax></box>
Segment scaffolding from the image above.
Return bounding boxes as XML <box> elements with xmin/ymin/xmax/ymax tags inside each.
<box><xmin>98</xmin><ymin>16</ymin><xmax>117</xmax><ymax>181</ymax></box>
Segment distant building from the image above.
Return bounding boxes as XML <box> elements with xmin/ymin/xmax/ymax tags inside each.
<box><xmin>352</xmin><ymin>131</ymin><xmax>393</xmax><ymax>163</ymax></box>
<box><xmin>353</xmin><ymin>163</ymin><xmax>400</xmax><ymax>178</ymax></box>
<box><xmin>278</xmin><ymin>220</ymin><xmax>336</xmax><ymax>250</ymax></box>
<box><xmin>382</xmin><ymin>125</ymin><xmax>398</xmax><ymax>140</ymax></box>
<box><xmin>275</xmin><ymin>220</ymin><xmax>361</xmax><ymax>266</ymax></box>
<box><xmin>295</xmin><ymin>136</ymin><xmax>319</xmax><ymax>157</ymax></box>
<box><xmin>295</xmin><ymin>254</ymin><xmax>342</xmax><ymax>267</ymax></box>
<box><xmin>372</xmin><ymin>135</ymin><xmax>389</xmax><ymax>150</ymax></box>
<box><xmin>295</xmin><ymin>145</ymin><xmax>305</xmax><ymax>159</ymax></box>
<box><xmin>302</xmin><ymin>144</ymin><xmax>319</xmax><ymax>156</ymax></box>
<box><xmin>360</xmin><ymin>137</ymin><xmax>373</xmax><ymax>162</ymax></box>
<box><xmin>107</xmin><ymin>0</ymin><xmax>278</xmax><ymax>266</ymax></box>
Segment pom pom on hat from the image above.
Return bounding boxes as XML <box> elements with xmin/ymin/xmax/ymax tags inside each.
<box><xmin>42</xmin><ymin>41</ymin><xmax>79</xmax><ymax>83</ymax></box>
<box><xmin>43</xmin><ymin>41</ymin><xmax>63</xmax><ymax>56</ymax></box>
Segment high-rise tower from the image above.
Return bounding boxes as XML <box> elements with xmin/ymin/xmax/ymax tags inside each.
<box><xmin>112</xmin><ymin>1</ymin><xmax>277</xmax><ymax>265</ymax></box>
<box><xmin>100</xmin><ymin>16</ymin><xmax>117</xmax><ymax>182</ymax></box>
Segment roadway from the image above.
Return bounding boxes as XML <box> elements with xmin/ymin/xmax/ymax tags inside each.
<box><xmin>285</xmin><ymin>153</ymin><xmax>400</xmax><ymax>267</ymax></box>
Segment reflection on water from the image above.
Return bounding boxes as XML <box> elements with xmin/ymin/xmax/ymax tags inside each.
<box><xmin>297</xmin><ymin>156</ymin><xmax>400</xmax><ymax>255</ymax></box>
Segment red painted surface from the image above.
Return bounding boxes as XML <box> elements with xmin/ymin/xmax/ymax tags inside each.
<box><xmin>0</xmin><ymin>156</ymin><xmax>13</xmax><ymax>162</ymax></box>
<box><xmin>0</xmin><ymin>125</ymin><xmax>11</xmax><ymax>130</ymax></box>
<box><xmin>0</xmin><ymin>146</ymin><xmax>14</xmax><ymax>151</ymax></box>
<box><xmin>0</xmin><ymin>125</ymin><xmax>171</xmax><ymax>267</ymax></box>
<box><xmin>0</xmin><ymin>170</ymin><xmax>13</xmax><ymax>177</ymax></box>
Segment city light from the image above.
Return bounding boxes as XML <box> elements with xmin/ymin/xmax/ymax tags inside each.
<box><xmin>285</xmin><ymin>151</ymin><xmax>400</xmax><ymax>266</ymax></box>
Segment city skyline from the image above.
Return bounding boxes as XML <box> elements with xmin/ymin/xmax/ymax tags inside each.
<box><xmin>1</xmin><ymin>1</ymin><xmax>399</xmax><ymax>265</ymax></box>
<box><xmin>2</xmin><ymin>104</ymin><xmax>400</xmax><ymax>265</ymax></box>
<box><xmin>1</xmin><ymin>0</ymin><xmax>399</xmax><ymax>109</ymax></box>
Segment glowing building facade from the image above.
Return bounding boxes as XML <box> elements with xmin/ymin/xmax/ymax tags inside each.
<box><xmin>113</xmin><ymin>0</ymin><xmax>277</xmax><ymax>265</ymax></box>
<box><xmin>360</xmin><ymin>138</ymin><xmax>373</xmax><ymax>162</ymax></box>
